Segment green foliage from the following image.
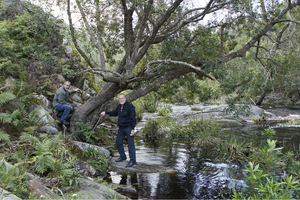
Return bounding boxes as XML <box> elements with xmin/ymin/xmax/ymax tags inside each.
<box><xmin>233</xmin><ymin>139</ymin><xmax>300</xmax><ymax>199</ymax></box>
<box><xmin>2</xmin><ymin>131</ymin><xmax>84</xmax><ymax>197</ymax></box>
<box><xmin>224</xmin><ymin>98</ymin><xmax>252</xmax><ymax>118</ymax></box>
<box><xmin>157</xmin><ymin>104</ymin><xmax>172</xmax><ymax>117</ymax></box>
<box><xmin>74</xmin><ymin>122</ymin><xmax>111</xmax><ymax>145</ymax></box>
<box><xmin>20</xmin><ymin>133</ymin><xmax>56</xmax><ymax>174</ymax></box>
<box><xmin>0</xmin><ymin>161</ymin><xmax>19</xmax><ymax>195</ymax></box>
<box><xmin>261</xmin><ymin>128</ymin><xmax>276</xmax><ymax>140</ymax></box>
<box><xmin>74</xmin><ymin>122</ymin><xmax>94</xmax><ymax>143</ymax></box>
<box><xmin>259</xmin><ymin>140</ymin><xmax>283</xmax><ymax>175</ymax></box>
<box><xmin>190</xmin><ymin>107</ymin><xmax>201</xmax><ymax>111</ymax></box>
<box><xmin>142</xmin><ymin>92</ymin><xmax>159</xmax><ymax>113</ymax></box>
<box><xmin>0</xmin><ymin>4</ymin><xmax>64</xmax><ymax>79</ymax></box>
<box><xmin>0</xmin><ymin>80</ymin><xmax>49</xmax><ymax>136</ymax></box>
<box><xmin>132</xmin><ymin>99</ymin><xmax>143</xmax><ymax>121</ymax></box>
<box><xmin>171</xmin><ymin>119</ymin><xmax>223</xmax><ymax>146</ymax></box>
<box><xmin>142</xmin><ymin>116</ymin><xmax>222</xmax><ymax>146</ymax></box>
<box><xmin>155</xmin><ymin>73</ymin><xmax>223</xmax><ymax>104</ymax></box>
<box><xmin>0</xmin><ymin>92</ymin><xmax>16</xmax><ymax>105</ymax></box>
<box><xmin>58</xmin><ymin>168</ymin><xmax>81</xmax><ymax>190</ymax></box>
<box><xmin>142</xmin><ymin>119</ymin><xmax>160</xmax><ymax>137</ymax></box>
<box><xmin>0</xmin><ymin>160</ymin><xmax>29</xmax><ymax>198</ymax></box>
<box><xmin>83</xmin><ymin>146</ymin><xmax>109</xmax><ymax>173</ymax></box>
<box><xmin>0</xmin><ymin>131</ymin><xmax>10</xmax><ymax>142</ymax></box>
<box><xmin>219</xmin><ymin>135</ymin><xmax>252</xmax><ymax>161</ymax></box>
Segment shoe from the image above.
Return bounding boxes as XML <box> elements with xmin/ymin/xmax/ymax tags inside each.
<box><xmin>115</xmin><ymin>157</ymin><xmax>126</xmax><ymax>162</ymax></box>
<box><xmin>55</xmin><ymin>111</ymin><xmax>60</xmax><ymax>119</ymax></box>
<box><xmin>126</xmin><ymin>161</ymin><xmax>136</xmax><ymax>167</ymax></box>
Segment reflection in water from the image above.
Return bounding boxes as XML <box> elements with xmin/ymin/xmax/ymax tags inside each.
<box><xmin>108</xmin><ymin>123</ymin><xmax>300</xmax><ymax>199</ymax></box>
<box><xmin>109</xmin><ymin>137</ymin><xmax>246</xmax><ymax>199</ymax></box>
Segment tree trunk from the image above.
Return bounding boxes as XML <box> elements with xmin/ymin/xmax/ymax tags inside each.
<box><xmin>70</xmin><ymin>66</ymin><xmax>195</xmax><ymax>131</ymax></box>
<box><xmin>256</xmin><ymin>89</ymin><xmax>269</xmax><ymax>105</ymax></box>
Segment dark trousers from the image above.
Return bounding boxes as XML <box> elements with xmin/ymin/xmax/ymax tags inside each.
<box><xmin>116</xmin><ymin>126</ymin><xmax>136</xmax><ymax>162</ymax></box>
<box><xmin>53</xmin><ymin>104</ymin><xmax>74</xmax><ymax>123</ymax></box>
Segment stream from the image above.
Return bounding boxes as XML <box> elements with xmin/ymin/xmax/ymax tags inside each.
<box><xmin>107</xmin><ymin>104</ymin><xmax>300</xmax><ymax>199</ymax></box>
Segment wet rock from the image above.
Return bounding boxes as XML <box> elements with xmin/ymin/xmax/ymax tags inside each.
<box><xmin>109</xmin><ymin>157</ymin><xmax>177</xmax><ymax>174</ymax></box>
<box><xmin>112</xmin><ymin>183</ymin><xmax>137</xmax><ymax>194</ymax></box>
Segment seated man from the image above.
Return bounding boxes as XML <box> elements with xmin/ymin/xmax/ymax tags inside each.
<box><xmin>53</xmin><ymin>81</ymin><xmax>79</xmax><ymax>125</ymax></box>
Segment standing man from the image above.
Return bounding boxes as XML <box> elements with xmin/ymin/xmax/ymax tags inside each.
<box><xmin>53</xmin><ymin>81</ymin><xmax>80</xmax><ymax>125</ymax></box>
<box><xmin>101</xmin><ymin>93</ymin><xmax>137</xmax><ymax>167</ymax></box>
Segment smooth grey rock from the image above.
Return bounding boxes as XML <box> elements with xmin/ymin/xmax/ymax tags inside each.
<box><xmin>37</xmin><ymin>124</ymin><xmax>58</xmax><ymax>134</ymax></box>
<box><xmin>33</xmin><ymin>95</ymin><xmax>51</xmax><ymax>110</ymax></box>
<box><xmin>72</xmin><ymin>141</ymin><xmax>111</xmax><ymax>159</ymax></box>
<box><xmin>0</xmin><ymin>188</ymin><xmax>19</xmax><ymax>200</ymax></box>
<box><xmin>28</xmin><ymin>104</ymin><xmax>59</xmax><ymax>133</ymax></box>
<box><xmin>76</xmin><ymin>178</ymin><xmax>129</xmax><ymax>199</ymax></box>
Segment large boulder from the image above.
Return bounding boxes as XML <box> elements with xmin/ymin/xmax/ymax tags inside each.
<box><xmin>28</xmin><ymin>104</ymin><xmax>59</xmax><ymax>134</ymax></box>
<box><xmin>169</xmin><ymin>104</ymin><xmax>265</xmax><ymax>127</ymax></box>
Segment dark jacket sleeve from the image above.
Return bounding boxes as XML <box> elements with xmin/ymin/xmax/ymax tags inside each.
<box><xmin>105</xmin><ymin>105</ymin><xmax>119</xmax><ymax>116</ymax></box>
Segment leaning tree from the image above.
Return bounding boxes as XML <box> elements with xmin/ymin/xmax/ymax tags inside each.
<box><xmin>48</xmin><ymin>0</ymin><xmax>299</xmax><ymax>131</ymax></box>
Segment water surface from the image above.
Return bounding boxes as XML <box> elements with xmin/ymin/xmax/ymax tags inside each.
<box><xmin>107</xmin><ymin>106</ymin><xmax>300</xmax><ymax>199</ymax></box>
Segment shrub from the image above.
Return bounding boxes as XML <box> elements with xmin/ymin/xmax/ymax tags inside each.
<box><xmin>233</xmin><ymin>139</ymin><xmax>300</xmax><ymax>199</ymax></box>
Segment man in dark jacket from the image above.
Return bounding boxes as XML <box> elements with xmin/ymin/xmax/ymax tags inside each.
<box><xmin>53</xmin><ymin>81</ymin><xmax>79</xmax><ymax>125</ymax></box>
<box><xmin>101</xmin><ymin>94</ymin><xmax>137</xmax><ymax>167</ymax></box>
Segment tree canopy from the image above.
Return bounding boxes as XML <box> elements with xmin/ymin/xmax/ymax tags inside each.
<box><xmin>22</xmin><ymin>0</ymin><xmax>300</xmax><ymax>128</ymax></box>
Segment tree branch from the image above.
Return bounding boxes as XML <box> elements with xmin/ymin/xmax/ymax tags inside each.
<box><xmin>129</xmin><ymin>0</ymin><xmax>154</xmax><ymax>72</ymax></box>
<box><xmin>219</xmin><ymin>1</ymin><xmax>300</xmax><ymax>63</ymax></box>
<box><xmin>95</xmin><ymin>0</ymin><xmax>106</xmax><ymax>70</ymax></box>
<box><xmin>67</xmin><ymin>0</ymin><xmax>97</xmax><ymax>69</ymax></box>
<box><xmin>134</xmin><ymin>0</ymin><xmax>184</xmax><ymax>65</ymax></box>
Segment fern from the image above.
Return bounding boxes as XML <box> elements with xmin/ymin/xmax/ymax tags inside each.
<box><xmin>0</xmin><ymin>92</ymin><xmax>16</xmax><ymax>106</ymax></box>
<box><xmin>19</xmin><ymin>133</ymin><xmax>40</xmax><ymax>148</ymax></box>
<box><xmin>34</xmin><ymin>152</ymin><xmax>56</xmax><ymax>174</ymax></box>
<box><xmin>0</xmin><ymin>113</ymin><xmax>11</xmax><ymax>124</ymax></box>
<box><xmin>0</xmin><ymin>131</ymin><xmax>10</xmax><ymax>142</ymax></box>
<box><xmin>11</xmin><ymin>150</ymin><xmax>26</xmax><ymax>163</ymax></box>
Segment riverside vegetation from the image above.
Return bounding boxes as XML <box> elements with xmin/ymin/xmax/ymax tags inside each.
<box><xmin>1</xmin><ymin>0</ymin><xmax>300</xmax><ymax>199</ymax></box>
<box><xmin>141</xmin><ymin>106</ymin><xmax>300</xmax><ymax>199</ymax></box>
